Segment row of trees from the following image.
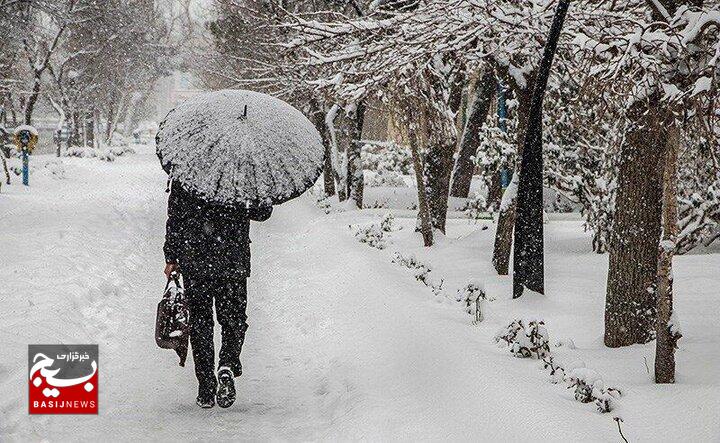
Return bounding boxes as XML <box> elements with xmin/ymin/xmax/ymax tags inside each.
<box><xmin>0</xmin><ymin>0</ymin><xmax>180</xmax><ymax>147</ymax></box>
<box><xmin>195</xmin><ymin>0</ymin><xmax>719</xmax><ymax>383</ymax></box>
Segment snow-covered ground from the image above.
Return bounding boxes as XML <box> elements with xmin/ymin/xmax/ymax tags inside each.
<box><xmin>1</xmin><ymin>147</ymin><xmax>719</xmax><ymax>441</ymax></box>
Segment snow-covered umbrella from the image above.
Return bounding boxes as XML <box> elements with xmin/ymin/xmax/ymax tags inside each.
<box><xmin>156</xmin><ymin>89</ymin><xmax>324</xmax><ymax>206</ymax></box>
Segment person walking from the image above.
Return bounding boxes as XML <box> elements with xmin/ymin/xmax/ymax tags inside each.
<box><xmin>163</xmin><ymin>181</ymin><xmax>271</xmax><ymax>408</ymax></box>
<box><xmin>155</xmin><ymin>89</ymin><xmax>325</xmax><ymax>408</ymax></box>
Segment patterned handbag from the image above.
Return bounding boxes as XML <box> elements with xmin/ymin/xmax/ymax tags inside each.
<box><xmin>155</xmin><ymin>272</ymin><xmax>190</xmax><ymax>366</ymax></box>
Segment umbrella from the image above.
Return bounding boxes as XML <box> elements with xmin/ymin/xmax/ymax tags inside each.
<box><xmin>156</xmin><ymin>89</ymin><xmax>324</xmax><ymax>206</ymax></box>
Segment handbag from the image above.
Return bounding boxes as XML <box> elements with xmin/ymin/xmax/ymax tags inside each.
<box><xmin>155</xmin><ymin>272</ymin><xmax>190</xmax><ymax>366</ymax></box>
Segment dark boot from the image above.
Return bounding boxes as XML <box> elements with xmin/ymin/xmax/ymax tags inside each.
<box><xmin>216</xmin><ymin>367</ymin><xmax>236</xmax><ymax>408</ymax></box>
<box><xmin>196</xmin><ymin>385</ymin><xmax>215</xmax><ymax>409</ymax></box>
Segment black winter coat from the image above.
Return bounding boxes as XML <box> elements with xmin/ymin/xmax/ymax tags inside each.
<box><xmin>164</xmin><ymin>181</ymin><xmax>272</xmax><ymax>278</ymax></box>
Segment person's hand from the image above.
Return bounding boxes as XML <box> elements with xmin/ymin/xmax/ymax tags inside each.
<box><xmin>164</xmin><ymin>262</ymin><xmax>179</xmax><ymax>279</ymax></box>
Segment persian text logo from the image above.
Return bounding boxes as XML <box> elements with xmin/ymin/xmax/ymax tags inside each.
<box><xmin>28</xmin><ymin>344</ymin><xmax>98</xmax><ymax>414</ymax></box>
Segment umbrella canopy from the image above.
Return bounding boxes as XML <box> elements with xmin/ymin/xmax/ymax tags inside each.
<box><xmin>156</xmin><ymin>89</ymin><xmax>324</xmax><ymax>206</ymax></box>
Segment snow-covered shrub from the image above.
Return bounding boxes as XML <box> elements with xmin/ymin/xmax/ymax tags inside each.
<box><xmin>353</xmin><ymin>223</ymin><xmax>386</xmax><ymax>249</ymax></box>
<box><xmin>380</xmin><ymin>212</ymin><xmax>397</xmax><ymax>232</ymax></box>
<box><xmin>541</xmin><ymin>355</ymin><xmax>566</xmax><ymax>384</ymax></box>
<box><xmin>497</xmin><ymin>320</ymin><xmax>621</xmax><ymax>413</ymax></box>
<box><xmin>64</xmin><ymin>146</ymin><xmax>116</xmax><ymax>162</ymax></box>
<box><xmin>541</xmin><ymin>356</ymin><xmax>621</xmax><ymax>413</ymax></box>
<box><xmin>392</xmin><ymin>252</ymin><xmax>444</xmax><ymax>296</ymax></box>
<box><xmin>109</xmin><ymin>144</ymin><xmax>136</xmax><ymax>157</ymax></box>
<box><xmin>461</xmin><ymin>193</ymin><xmax>489</xmax><ymax>221</ymax></box>
<box><xmin>495</xmin><ymin>319</ymin><xmax>550</xmax><ymax>359</ymax></box>
<box><xmin>456</xmin><ymin>279</ymin><xmax>488</xmax><ymax>323</ymax></box>
<box><xmin>564</xmin><ymin>367</ymin><xmax>622</xmax><ymax>413</ymax></box>
<box><xmin>316</xmin><ymin>195</ymin><xmax>332</xmax><ymax>214</ymax></box>
<box><xmin>365</xmin><ymin>169</ymin><xmax>408</xmax><ymax>187</ymax></box>
<box><xmin>362</xmin><ymin>141</ymin><xmax>412</xmax><ymax>175</ymax></box>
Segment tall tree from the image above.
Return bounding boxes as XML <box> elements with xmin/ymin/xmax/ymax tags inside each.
<box><xmin>450</xmin><ymin>68</ymin><xmax>496</xmax><ymax>198</ymax></box>
<box><xmin>512</xmin><ymin>0</ymin><xmax>570</xmax><ymax>297</ymax></box>
<box><xmin>605</xmin><ymin>101</ymin><xmax>669</xmax><ymax>346</ymax></box>
<box><xmin>310</xmin><ymin>99</ymin><xmax>336</xmax><ymax>197</ymax></box>
<box><xmin>655</xmin><ymin>122</ymin><xmax>682</xmax><ymax>383</ymax></box>
<box><xmin>491</xmin><ymin>76</ymin><xmax>533</xmax><ymax>275</ymax></box>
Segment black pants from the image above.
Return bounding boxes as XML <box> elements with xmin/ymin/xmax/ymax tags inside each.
<box><xmin>185</xmin><ymin>273</ymin><xmax>248</xmax><ymax>393</ymax></box>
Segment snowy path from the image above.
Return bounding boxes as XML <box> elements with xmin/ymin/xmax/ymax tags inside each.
<box><xmin>2</xmin><ymin>148</ymin><xmax>719</xmax><ymax>441</ymax></box>
<box><xmin>0</xmin><ymin>148</ymin><xmax>538</xmax><ymax>440</ymax></box>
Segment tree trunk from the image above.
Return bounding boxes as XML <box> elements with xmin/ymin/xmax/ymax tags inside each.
<box><xmin>85</xmin><ymin>111</ymin><xmax>94</xmax><ymax>148</ymax></box>
<box><xmin>346</xmin><ymin>102</ymin><xmax>365</xmax><ymax>208</ymax></box>
<box><xmin>408</xmin><ymin>131</ymin><xmax>434</xmax><ymax>247</ymax></box>
<box><xmin>70</xmin><ymin>111</ymin><xmax>81</xmax><ymax>147</ymax></box>
<box><xmin>105</xmin><ymin>94</ymin><xmax>127</xmax><ymax>145</ymax></box>
<box><xmin>486</xmin><ymin>173</ymin><xmax>503</xmax><ymax>210</ymax></box>
<box><xmin>92</xmin><ymin>108</ymin><xmax>101</xmax><ymax>149</ymax></box>
<box><xmin>492</xmin><ymin>87</ymin><xmax>532</xmax><ymax>275</ymax></box>
<box><xmin>605</xmin><ymin>100</ymin><xmax>668</xmax><ymax>347</ymax></box>
<box><xmin>310</xmin><ymin>99</ymin><xmax>336</xmax><ymax>197</ymax></box>
<box><xmin>327</xmin><ymin>105</ymin><xmax>348</xmax><ymax>201</ymax></box>
<box><xmin>105</xmin><ymin>101</ymin><xmax>116</xmax><ymax>142</ymax></box>
<box><xmin>23</xmin><ymin>71</ymin><xmax>42</xmax><ymax>125</ymax></box>
<box><xmin>512</xmin><ymin>0</ymin><xmax>569</xmax><ymax>297</ymax></box>
<box><xmin>655</xmin><ymin>122</ymin><xmax>681</xmax><ymax>383</ymax></box>
<box><xmin>450</xmin><ymin>69</ymin><xmax>496</xmax><ymax>198</ymax></box>
<box><xmin>424</xmin><ymin>141</ymin><xmax>455</xmax><ymax>233</ymax></box>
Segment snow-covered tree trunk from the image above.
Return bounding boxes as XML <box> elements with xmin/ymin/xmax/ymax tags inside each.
<box><xmin>122</xmin><ymin>92</ymin><xmax>144</xmax><ymax>137</ymax></box>
<box><xmin>605</xmin><ymin>99</ymin><xmax>668</xmax><ymax>347</ymax></box>
<box><xmin>424</xmin><ymin>141</ymin><xmax>455</xmax><ymax>233</ymax></box>
<box><xmin>512</xmin><ymin>0</ymin><xmax>569</xmax><ymax>297</ymax></box>
<box><xmin>23</xmin><ymin>70</ymin><xmax>43</xmax><ymax>125</ymax></box>
<box><xmin>84</xmin><ymin>111</ymin><xmax>95</xmax><ymax>149</ymax></box>
<box><xmin>655</xmin><ymin>122</ymin><xmax>681</xmax><ymax>383</ymax></box>
<box><xmin>105</xmin><ymin>100</ymin><xmax>116</xmax><ymax>142</ymax></box>
<box><xmin>310</xmin><ymin>99</ymin><xmax>335</xmax><ymax>197</ymax></box>
<box><xmin>408</xmin><ymin>130</ymin><xmax>434</xmax><ymax>247</ymax></box>
<box><xmin>70</xmin><ymin>111</ymin><xmax>81</xmax><ymax>147</ymax></box>
<box><xmin>326</xmin><ymin>105</ymin><xmax>347</xmax><ymax>201</ymax></box>
<box><xmin>346</xmin><ymin>102</ymin><xmax>365</xmax><ymax>208</ymax></box>
<box><xmin>21</xmin><ymin>13</ymin><xmax>68</xmax><ymax>125</ymax></box>
<box><xmin>48</xmin><ymin>97</ymin><xmax>66</xmax><ymax>157</ymax></box>
<box><xmin>492</xmin><ymin>85</ymin><xmax>532</xmax><ymax>275</ymax></box>
<box><xmin>105</xmin><ymin>93</ymin><xmax>129</xmax><ymax>145</ymax></box>
<box><xmin>450</xmin><ymin>69</ymin><xmax>495</xmax><ymax>198</ymax></box>
<box><xmin>92</xmin><ymin>108</ymin><xmax>101</xmax><ymax>149</ymax></box>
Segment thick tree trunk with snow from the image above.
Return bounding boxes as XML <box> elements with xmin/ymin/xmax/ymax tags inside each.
<box><xmin>605</xmin><ymin>101</ymin><xmax>668</xmax><ymax>347</ymax></box>
<box><xmin>346</xmin><ymin>102</ymin><xmax>365</xmax><ymax>208</ymax></box>
<box><xmin>23</xmin><ymin>72</ymin><xmax>42</xmax><ymax>125</ymax></box>
<box><xmin>310</xmin><ymin>100</ymin><xmax>335</xmax><ymax>197</ymax></box>
<box><xmin>450</xmin><ymin>69</ymin><xmax>496</xmax><ymax>198</ymax></box>
<box><xmin>84</xmin><ymin>111</ymin><xmax>95</xmax><ymax>148</ymax></box>
<box><xmin>425</xmin><ymin>141</ymin><xmax>455</xmax><ymax>233</ymax></box>
<box><xmin>492</xmin><ymin>87</ymin><xmax>531</xmax><ymax>275</ymax></box>
<box><xmin>105</xmin><ymin>102</ymin><xmax>116</xmax><ymax>142</ymax></box>
<box><xmin>512</xmin><ymin>0</ymin><xmax>569</xmax><ymax>297</ymax></box>
<box><xmin>92</xmin><ymin>108</ymin><xmax>101</xmax><ymax>149</ymax></box>
<box><xmin>70</xmin><ymin>111</ymin><xmax>82</xmax><ymax>147</ymax></box>
<box><xmin>408</xmin><ymin>131</ymin><xmax>434</xmax><ymax>247</ymax></box>
<box><xmin>655</xmin><ymin>123</ymin><xmax>681</xmax><ymax>383</ymax></box>
<box><xmin>327</xmin><ymin>106</ymin><xmax>348</xmax><ymax>202</ymax></box>
<box><xmin>486</xmin><ymin>174</ymin><xmax>503</xmax><ymax>210</ymax></box>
